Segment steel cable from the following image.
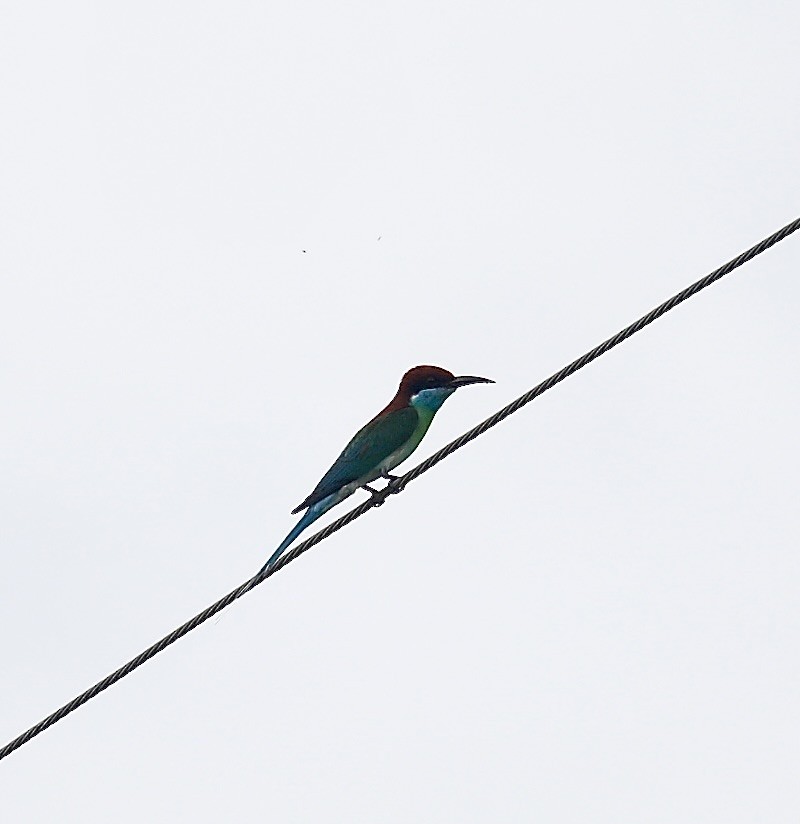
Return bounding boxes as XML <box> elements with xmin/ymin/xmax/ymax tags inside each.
<box><xmin>2</xmin><ymin>215</ymin><xmax>798</xmax><ymax>763</ymax></box>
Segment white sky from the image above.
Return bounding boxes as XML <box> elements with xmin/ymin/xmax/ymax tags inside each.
<box><xmin>2</xmin><ymin>2</ymin><xmax>799</xmax><ymax>821</ymax></box>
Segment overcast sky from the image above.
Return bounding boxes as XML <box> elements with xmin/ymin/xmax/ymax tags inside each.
<box><xmin>2</xmin><ymin>2</ymin><xmax>799</xmax><ymax>821</ymax></box>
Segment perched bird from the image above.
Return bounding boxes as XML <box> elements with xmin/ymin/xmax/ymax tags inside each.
<box><xmin>259</xmin><ymin>365</ymin><xmax>493</xmax><ymax>573</ymax></box>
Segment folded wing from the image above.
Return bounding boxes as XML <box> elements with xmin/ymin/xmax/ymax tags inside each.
<box><xmin>292</xmin><ymin>406</ymin><xmax>419</xmax><ymax>513</ymax></box>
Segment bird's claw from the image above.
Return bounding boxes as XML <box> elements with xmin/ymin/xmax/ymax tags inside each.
<box><xmin>375</xmin><ymin>466</ymin><xmax>405</xmax><ymax>493</ymax></box>
<box><xmin>381</xmin><ymin>471</ymin><xmax>405</xmax><ymax>495</ymax></box>
<box><xmin>362</xmin><ymin>476</ymin><xmax>404</xmax><ymax>507</ymax></box>
<box><xmin>362</xmin><ymin>484</ymin><xmax>388</xmax><ymax>506</ymax></box>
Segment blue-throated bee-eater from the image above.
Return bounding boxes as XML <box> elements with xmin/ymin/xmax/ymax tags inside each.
<box><xmin>259</xmin><ymin>365</ymin><xmax>493</xmax><ymax>573</ymax></box>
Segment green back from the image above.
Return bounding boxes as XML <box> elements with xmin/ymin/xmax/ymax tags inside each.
<box><xmin>294</xmin><ymin>406</ymin><xmax>418</xmax><ymax>511</ymax></box>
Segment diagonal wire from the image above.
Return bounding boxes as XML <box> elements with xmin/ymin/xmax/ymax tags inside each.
<box><xmin>2</xmin><ymin>215</ymin><xmax>799</xmax><ymax>763</ymax></box>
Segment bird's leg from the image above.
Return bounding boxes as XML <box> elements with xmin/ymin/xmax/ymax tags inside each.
<box><xmin>380</xmin><ymin>470</ymin><xmax>404</xmax><ymax>494</ymax></box>
<box><xmin>363</xmin><ymin>471</ymin><xmax>404</xmax><ymax>506</ymax></box>
<box><xmin>362</xmin><ymin>483</ymin><xmax>390</xmax><ymax>507</ymax></box>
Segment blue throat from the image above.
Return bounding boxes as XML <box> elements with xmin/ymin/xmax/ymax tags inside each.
<box><xmin>409</xmin><ymin>386</ymin><xmax>455</xmax><ymax>413</ymax></box>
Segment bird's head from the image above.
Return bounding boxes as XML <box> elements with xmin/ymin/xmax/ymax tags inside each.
<box><xmin>399</xmin><ymin>365</ymin><xmax>494</xmax><ymax>412</ymax></box>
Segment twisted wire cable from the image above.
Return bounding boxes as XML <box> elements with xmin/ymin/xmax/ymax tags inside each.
<box><xmin>2</xmin><ymin>215</ymin><xmax>798</xmax><ymax>763</ymax></box>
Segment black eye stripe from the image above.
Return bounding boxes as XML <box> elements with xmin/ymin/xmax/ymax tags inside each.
<box><xmin>412</xmin><ymin>376</ymin><xmax>447</xmax><ymax>393</ymax></box>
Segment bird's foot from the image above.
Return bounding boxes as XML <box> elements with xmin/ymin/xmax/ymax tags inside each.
<box><xmin>362</xmin><ymin>476</ymin><xmax>404</xmax><ymax>507</ymax></box>
<box><xmin>381</xmin><ymin>471</ymin><xmax>405</xmax><ymax>494</ymax></box>
<box><xmin>383</xmin><ymin>473</ymin><xmax>405</xmax><ymax>497</ymax></box>
<box><xmin>362</xmin><ymin>484</ymin><xmax>388</xmax><ymax>506</ymax></box>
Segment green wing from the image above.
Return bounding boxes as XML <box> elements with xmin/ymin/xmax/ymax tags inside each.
<box><xmin>292</xmin><ymin>407</ymin><xmax>418</xmax><ymax>512</ymax></box>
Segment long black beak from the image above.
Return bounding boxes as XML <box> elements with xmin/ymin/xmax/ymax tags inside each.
<box><xmin>448</xmin><ymin>375</ymin><xmax>494</xmax><ymax>389</ymax></box>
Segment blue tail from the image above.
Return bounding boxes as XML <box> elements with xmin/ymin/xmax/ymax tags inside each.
<box><xmin>258</xmin><ymin>491</ymin><xmax>343</xmax><ymax>575</ymax></box>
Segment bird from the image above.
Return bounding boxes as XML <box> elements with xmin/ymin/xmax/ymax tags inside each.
<box><xmin>259</xmin><ymin>365</ymin><xmax>493</xmax><ymax>573</ymax></box>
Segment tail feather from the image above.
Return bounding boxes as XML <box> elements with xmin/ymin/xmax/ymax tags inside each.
<box><xmin>258</xmin><ymin>512</ymin><xmax>315</xmax><ymax>574</ymax></box>
<box><xmin>259</xmin><ymin>488</ymin><xmax>351</xmax><ymax>574</ymax></box>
